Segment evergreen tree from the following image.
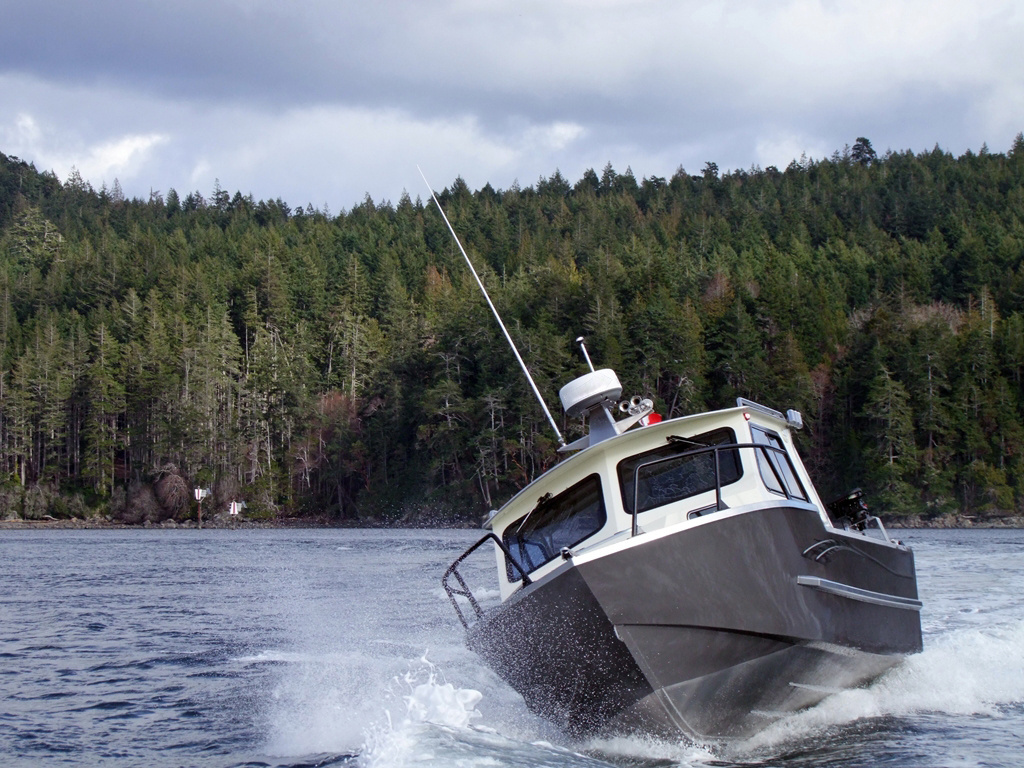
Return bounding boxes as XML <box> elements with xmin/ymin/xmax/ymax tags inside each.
<box><xmin>83</xmin><ymin>323</ymin><xmax>124</xmax><ymax>496</ymax></box>
<box><xmin>861</xmin><ymin>367</ymin><xmax>916</xmax><ymax>512</ymax></box>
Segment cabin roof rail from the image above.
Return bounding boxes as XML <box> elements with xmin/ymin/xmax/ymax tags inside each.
<box><xmin>736</xmin><ymin>397</ymin><xmax>803</xmax><ymax>431</ymax></box>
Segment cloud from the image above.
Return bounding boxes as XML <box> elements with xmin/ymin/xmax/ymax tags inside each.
<box><xmin>755</xmin><ymin>132</ymin><xmax>831</xmax><ymax>171</ymax></box>
<box><xmin>1</xmin><ymin>68</ymin><xmax>593</xmax><ymax>208</ymax></box>
<box><xmin>77</xmin><ymin>134</ymin><xmax>169</xmax><ymax>186</ymax></box>
<box><xmin>1</xmin><ymin>110</ymin><xmax>167</xmax><ymax>188</ymax></box>
<box><xmin>1</xmin><ymin>0</ymin><xmax>1021</xmax><ymax>209</ymax></box>
<box><xmin>175</xmin><ymin>106</ymin><xmax>588</xmax><ymax>209</ymax></box>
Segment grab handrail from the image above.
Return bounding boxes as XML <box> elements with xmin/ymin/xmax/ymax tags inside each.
<box><xmin>442</xmin><ymin>533</ymin><xmax>532</xmax><ymax>629</ymax></box>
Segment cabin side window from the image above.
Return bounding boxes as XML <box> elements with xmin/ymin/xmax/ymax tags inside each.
<box><xmin>503</xmin><ymin>474</ymin><xmax>606</xmax><ymax>582</ymax></box>
<box><xmin>750</xmin><ymin>426</ymin><xmax>808</xmax><ymax>501</ymax></box>
<box><xmin>617</xmin><ymin>428</ymin><xmax>742</xmax><ymax>515</ymax></box>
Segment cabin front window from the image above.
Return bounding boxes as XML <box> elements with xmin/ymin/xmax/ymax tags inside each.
<box><xmin>617</xmin><ymin>428</ymin><xmax>742</xmax><ymax>515</ymax></box>
<box><xmin>503</xmin><ymin>474</ymin><xmax>606</xmax><ymax>582</ymax></box>
<box><xmin>750</xmin><ymin>426</ymin><xmax>808</xmax><ymax>500</ymax></box>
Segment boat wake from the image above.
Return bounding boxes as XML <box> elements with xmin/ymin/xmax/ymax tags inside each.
<box><xmin>356</xmin><ymin>662</ymin><xmax>722</xmax><ymax>768</ymax></box>
<box><xmin>733</xmin><ymin>618</ymin><xmax>1024</xmax><ymax>757</ymax></box>
<box><xmin>360</xmin><ymin>655</ymin><xmax>482</xmax><ymax>763</ymax></box>
<box><xmin>261</xmin><ymin>617</ymin><xmax>1024</xmax><ymax>767</ymax></box>
<box><xmin>359</xmin><ymin>656</ymin><xmax>614</xmax><ymax>768</ymax></box>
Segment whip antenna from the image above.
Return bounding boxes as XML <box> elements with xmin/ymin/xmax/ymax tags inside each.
<box><xmin>418</xmin><ymin>167</ymin><xmax>566</xmax><ymax>447</ymax></box>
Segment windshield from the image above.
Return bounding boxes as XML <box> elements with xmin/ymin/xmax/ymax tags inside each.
<box><xmin>502</xmin><ymin>474</ymin><xmax>606</xmax><ymax>581</ymax></box>
<box><xmin>618</xmin><ymin>428</ymin><xmax>742</xmax><ymax>514</ymax></box>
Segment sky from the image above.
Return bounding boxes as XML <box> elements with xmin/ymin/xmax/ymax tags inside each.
<box><xmin>2</xmin><ymin>0</ymin><xmax>1023</xmax><ymax>213</ymax></box>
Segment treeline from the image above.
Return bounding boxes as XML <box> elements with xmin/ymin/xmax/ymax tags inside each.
<box><xmin>2</xmin><ymin>135</ymin><xmax>1024</xmax><ymax>523</ymax></box>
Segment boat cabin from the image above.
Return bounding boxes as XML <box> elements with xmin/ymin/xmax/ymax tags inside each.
<box><xmin>483</xmin><ymin>373</ymin><xmax>831</xmax><ymax>601</ymax></box>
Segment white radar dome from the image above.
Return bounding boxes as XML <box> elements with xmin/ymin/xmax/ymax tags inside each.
<box><xmin>559</xmin><ymin>369</ymin><xmax>623</xmax><ymax>418</ymax></box>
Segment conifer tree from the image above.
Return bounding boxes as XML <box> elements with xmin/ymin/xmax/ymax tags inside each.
<box><xmin>84</xmin><ymin>323</ymin><xmax>124</xmax><ymax>496</ymax></box>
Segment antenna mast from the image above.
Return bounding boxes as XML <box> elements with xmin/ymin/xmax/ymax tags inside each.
<box><xmin>418</xmin><ymin>168</ymin><xmax>566</xmax><ymax>448</ymax></box>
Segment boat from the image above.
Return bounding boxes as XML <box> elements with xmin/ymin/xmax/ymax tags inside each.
<box><xmin>422</xmin><ymin>172</ymin><xmax>922</xmax><ymax>743</ymax></box>
<box><xmin>442</xmin><ymin>375</ymin><xmax>922</xmax><ymax>741</ymax></box>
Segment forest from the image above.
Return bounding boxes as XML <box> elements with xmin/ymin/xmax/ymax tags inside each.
<box><xmin>2</xmin><ymin>135</ymin><xmax>1024</xmax><ymax>525</ymax></box>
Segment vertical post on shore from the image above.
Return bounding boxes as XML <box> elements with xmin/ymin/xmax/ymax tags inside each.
<box><xmin>229</xmin><ymin>500</ymin><xmax>245</xmax><ymax>529</ymax></box>
<box><xmin>194</xmin><ymin>488</ymin><xmax>209</xmax><ymax>529</ymax></box>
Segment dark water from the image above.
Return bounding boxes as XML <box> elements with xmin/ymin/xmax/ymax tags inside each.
<box><xmin>0</xmin><ymin>528</ymin><xmax>1021</xmax><ymax>767</ymax></box>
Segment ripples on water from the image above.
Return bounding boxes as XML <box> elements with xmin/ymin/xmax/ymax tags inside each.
<box><xmin>0</xmin><ymin>528</ymin><xmax>1021</xmax><ymax>767</ymax></box>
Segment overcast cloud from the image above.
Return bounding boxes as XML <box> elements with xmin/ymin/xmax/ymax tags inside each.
<box><xmin>2</xmin><ymin>0</ymin><xmax>1022</xmax><ymax>211</ymax></box>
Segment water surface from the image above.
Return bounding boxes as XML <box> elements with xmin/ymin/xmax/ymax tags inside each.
<box><xmin>1</xmin><ymin>528</ymin><xmax>1021</xmax><ymax>767</ymax></box>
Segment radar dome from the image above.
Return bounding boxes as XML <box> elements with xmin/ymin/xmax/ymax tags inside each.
<box><xmin>559</xmin><ymin>369</ymin><xmax>622</xmax><ymax>419</ymax></box>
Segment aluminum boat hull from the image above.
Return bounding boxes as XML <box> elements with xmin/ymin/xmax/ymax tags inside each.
<box><xmin>467</xmin><ymin>504</ymin><xmax>921</xmax><ymax>741</ymax></box>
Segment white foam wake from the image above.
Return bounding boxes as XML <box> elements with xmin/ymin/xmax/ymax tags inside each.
<box><xmin>360</xmin><ymin>654</ymin><xmax>483</xmax><ymax>767</ymax></box>
<box><xmin>263</xmin><ymin>648</ymin><xmax>402</xmax><ymax>757</ymax></box>
<box><xmin>739</xmin><ymin>619</ymin><xmax>1024</xmax><ymax>752</ymax></box>
<box><xmin>359</xmin><ymin>655</ymin><xmax>736</xmax><ymax>767</ymax></box>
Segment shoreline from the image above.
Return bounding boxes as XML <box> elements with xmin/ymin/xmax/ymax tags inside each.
<box><xmin>891</xmin><ymin>513</ymin><xmax>1024</xmax><ymax>529</ymax></box>
<box><xmin>1</xmin><ymin>513</ymin><xmax>1021</xmax><ymax>531</ymax></box>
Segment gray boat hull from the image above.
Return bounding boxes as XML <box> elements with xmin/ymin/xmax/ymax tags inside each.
<box><xmin>467</xmin><ymin>504</ymin><xmax>921</xmax><ymax>741</ymax></box>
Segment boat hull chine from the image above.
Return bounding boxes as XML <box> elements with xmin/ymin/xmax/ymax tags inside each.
<box><xmin>615</xmin><ymin>625</ymin><xmax>901</xmax><ymax>739</ymax></box>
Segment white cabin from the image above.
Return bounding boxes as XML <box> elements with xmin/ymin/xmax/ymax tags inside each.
<box><xmin>485</xmin><ymin>401</ymin><xmax>831</xmax><ymax>601</ymax></box>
